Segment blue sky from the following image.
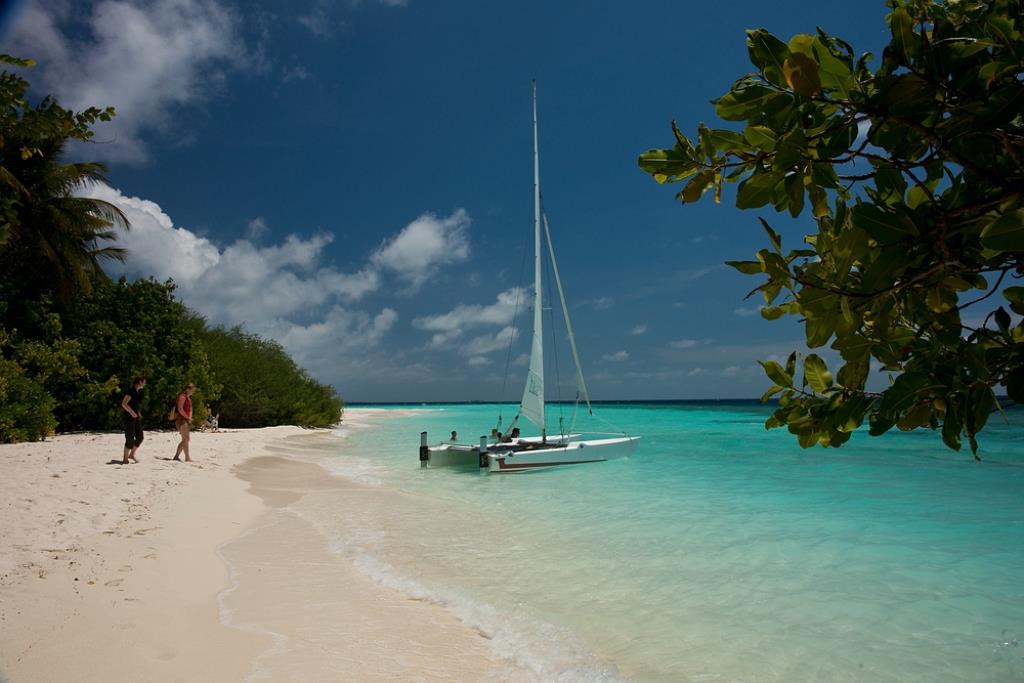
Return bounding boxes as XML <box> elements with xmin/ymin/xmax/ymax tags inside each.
<box><xmin>2</xmin><ymin>0</ymin><xmax>892</xmax><ymax>402</ymax></box>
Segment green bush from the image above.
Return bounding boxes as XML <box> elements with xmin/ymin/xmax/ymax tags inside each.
<box><xmin>0</xmin><ymin>353</ymin><xmax>56</xmax><ymax>442</ymax></box>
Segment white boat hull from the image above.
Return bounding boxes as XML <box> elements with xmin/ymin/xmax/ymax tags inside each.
<box><xmin>421</xmin><ymin>443</ymin><xmax>481</xmax><ymax>468</ymax></box>
<box><xmin>484</xmin><ymin>435</ymin><xmax>639</xmax><ymax>473</ymax></box>
<box><xmin>421</xmin><ymin>436</ymin><xmax>639</xmax><ymax>472</ymax></box>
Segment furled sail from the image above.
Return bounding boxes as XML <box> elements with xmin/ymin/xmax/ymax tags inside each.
<box><xmin>520</xmin><ymin>80</ymin><xmax>545</xmax><ymax>432</ymax></box>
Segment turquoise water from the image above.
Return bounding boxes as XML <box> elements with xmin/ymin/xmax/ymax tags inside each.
<box><xmin>311</xmin><ymin>402</ymin><xmax>1023</xmax><ymax>682</ymax></box>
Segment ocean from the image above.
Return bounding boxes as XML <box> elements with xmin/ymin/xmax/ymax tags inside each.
<box><xmin>295</xmin><ymin>401</ymin><xmax>1023</xmax><ymax>682</ymax></box>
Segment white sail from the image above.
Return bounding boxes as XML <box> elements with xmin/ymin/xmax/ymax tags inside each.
<box><xmin>520</xmin><ymin>81</ymin><xmax>545</xmax><ymax>432</ymax></box>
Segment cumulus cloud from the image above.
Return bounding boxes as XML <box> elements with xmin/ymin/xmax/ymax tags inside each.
<box><xmin>6</xmin><ymin>0</ymin><xmax>247</xmax><ymax>163</ymax></box>
<box><xmin>669</xmin><ymin>338</ymin><xmax>702</xmax><ymax>350</ymax></box>
<box><xmin>414</xmin><ymin>288</ymin><xmax>526</xmax><ymax>337</ymax></box>
<box><xmin>371</xmin><ymin>209</ymin><xmax>471</xmax><ymax>289</ymax></box>
<box><xmin>77</xmin><ymin>183</ymin><xmax>474</xmax><ymax>394</ymax></box>
<box><xmin>630</xmin><ymin>324</ymin><xmax>647</xmax><ymax>336</ymax></box>
<box><xmin>602</xmin><ymin>351</ymin><xmax>629</xmax><ymax>362</ymax></box>
<box><xmin>461</xmin><ymin>327</ymin><xmax>518</xmax><ymax>356</ymax></box>
<box><xmin>734</xmin><ymin>306</ymin><xmax>761</xmax><ymax>317</ymax></box>
<box><xmin>83</xmin><ymin>183</ymin><xmax>379</xmax><ymax>325</ymax></box>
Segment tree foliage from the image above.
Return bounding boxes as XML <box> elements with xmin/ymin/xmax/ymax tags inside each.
<box><xmin>638</xmin><ymin>0</ymin><xmax>1023</xmax><ymax>455</ymax></box>
<box><xmin>0</xmin><ymin>54</ymin><xmax>127</xmax><ymax>303</ymax></box>
<box><xmin>197</xmin><ymin>326</ymin><xmax>343</xmax><ymax>428</ymax></box>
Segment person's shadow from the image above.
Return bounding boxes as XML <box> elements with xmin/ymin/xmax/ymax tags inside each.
<box><xmin>105</xmin><ymin>459</ymin><xmax>130</xmax><ymax>465</ymax></box>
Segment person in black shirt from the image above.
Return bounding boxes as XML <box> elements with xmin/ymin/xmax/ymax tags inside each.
<box><xmin>120</xmin><ymin>376</ymin><xmax>146</xmax><ymax>464</ymax></box>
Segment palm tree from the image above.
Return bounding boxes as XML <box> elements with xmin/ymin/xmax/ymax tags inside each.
<box><xmin>1</xmin><ymin>62</ymin><xmax>129</xmax><ymax>303</ymax></box>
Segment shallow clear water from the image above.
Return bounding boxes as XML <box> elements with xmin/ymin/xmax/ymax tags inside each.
<box><xmin>309</xmin><ymin>402</ymin><xmax>1024</xmax><ymax>682</ymax></box>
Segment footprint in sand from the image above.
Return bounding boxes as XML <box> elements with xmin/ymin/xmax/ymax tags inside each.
<box><xmin>118</xmin><ymin>565</ymin><xmax>132</xmax><ymax>573</ymax></box>
<box><xmin>104</xmin><ymin>578</ymin><xmax>123</xmax><ymax>587</ymax></box>
<box><xmin>143</xmin><ymin>553</ymin><xmax>158</xmax><ymax>560</ymax></box>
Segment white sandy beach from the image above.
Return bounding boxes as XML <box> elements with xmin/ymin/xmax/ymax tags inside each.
<box><xmin>0</xmin><ymin>420</ymin><xmax>507</xmax><ymax>682</ymax></box>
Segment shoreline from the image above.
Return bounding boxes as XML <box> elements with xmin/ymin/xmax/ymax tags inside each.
<box><xmin>0</xmin><ymin>419</ymin><xmax>506</xmax><ymax>681</ymax></box>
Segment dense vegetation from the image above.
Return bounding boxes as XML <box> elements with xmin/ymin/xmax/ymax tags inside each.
<box><xmin>639</xmin><ymin>0</ymin><xmax>1023</xmax><ymax>455</ymax></box>
<box><xmin>0</xmin><ymin>55</ymin><xmax>342</xmax><ymax>441</ymax></box>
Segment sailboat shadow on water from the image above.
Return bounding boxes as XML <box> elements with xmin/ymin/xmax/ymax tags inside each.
<box><xmin>419</xmin><ymin>82</ymin><xmax>640</xmax><ymax>474</ymax></box>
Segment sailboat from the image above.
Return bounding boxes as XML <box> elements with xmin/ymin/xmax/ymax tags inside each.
<box><xmin>419</xmin><ymin>82</ymin><xmax>640</xmax><ymax>473</ymax></box>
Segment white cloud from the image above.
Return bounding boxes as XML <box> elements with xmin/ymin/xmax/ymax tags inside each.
<box><xmin>602</xmin><ymin>351</ymin><xmax>629</xmax><ymax>362</ymax></box>
<box><xmin>246</xmin><ymin>217</ymin><xmax>269</xmax><ymax>241</ymax></box>
<box><xmin>734</xmin><ymin>306</ymin><xmax>760</xmax><ymax>317</ymax></box>
<box><xmin>581</xmin><ymin>296</ymin><xmax>614</xmax><ymax>310</ymax></box>
<box><xmin>297</xmin><ymin>0</ymin><xmax>407</xmax><ymax>39</ymax></box>
<box><xmin>461</xmin><ymin>326</ymin><xmax>518</xmax><ymax>357</ymax></box>
<box><xmin>687</xmin><ymin>367</ymin><xmax>706</xmax><ymax>376</ymax></box>
<box><xmin>6</xmin><ymin>0</ymin><xmax>247</xmax><ymax>163</ymax></box>
<box><xmin>414</xmin><ymin>287</ymin><xmax>526</xmax><ymax>336</ymax></box>
<box><xmin>721</xmin><ymin>365</ymin><xmax>760</xmax><ymax>378</ymax></box>
<box><xmin>467</xmin><ymin>356</ymin><xmax>491</xmax><ymax>367</ymax></box>
<box><xmin>298</xmin><ymin>4</ymin><xmax>338</xmax><ymax>39</ymax></box>
<box><xmin>83</xmin><ymin>183</ymin><xmax>379</xmax><ymax>325</ymax></box>
<box><xmin>371</xmin><ymin>209</ymin><xmax>471</xmax><ymax>289</ymax></box>
<box><xmin>630</xmin><ymin>324</ymin><xmax>647</xmax><ymax>336</ymax></box>
<box><xmin>669</xmin><ymin>338</ymin><xmax>702</xmax><ymax>349</ymax></box>
<box><xmin>78</xmin><ymin>182</ymin><xmax>473</xmax><ymax>396</ymax></box>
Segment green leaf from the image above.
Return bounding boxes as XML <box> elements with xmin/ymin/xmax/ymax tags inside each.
<box><xmin>811</xmin><ymin>38</ymin><xmax>853</xmax><ymax>98</ymax></box>
<box><xmin>680</xmin><ymin>171</ymin><xmax>714</xmax><ymax>203</ymax></box>
<box><xmin>808</xmin><ymin>184</ymin><xmax>830</xmax><ymax>218</ymax></box>
<box><xmin>941</xmin><ymin>400</ymin><xmax>962</xmax><ymax>451</ymax></box>
<box><xmin>852</xmin><ymin>203</ymin><xmax>919</xmax><ymax>243</ymax></box>
<box><xmin>637</xmin><ymin>147</ymin><xmax>699</xmax><ymax>182</ymax></box>
<box><xmin>869</xmin><ymin>412</ymin><xmax>895</xmax><ymax>436</ymax></box>
<box><xmin>897</xmin><ymin>402</ymin><xmax>932</xmax><ymax>431</ymax></box>
<box><xmin>713</xmin><ymin>85</ymin><xmax>779</xmax><ymax>121</ymax></box>
<box><xmin>760</xmin><ymin>217</ymin><xmax>782</xmax><ymax>252</ymax></box>
<box><xmin>889</xmin><ymin>7</ymin><xmax>917</xmax><ymax>63</ymax></box>
<box><xmin>979</xmin><ymin>208</ymin><xmax>1024</xmax><ymax>253</ymax></box>
<box><xmin>805</xmin><ymin>315</ymin><xmax>833</xmax><ymax>348</ymax></box>
<box><xmin>743</xmin><ymin>125</ymin><xmax>777</xmax><ymax>151</ymax></box>
<box><xmin>803</xmin><ymin>354</ymin><xmax>833</xmax><ymax>393</ymax></box>
<box><xmin>725</xmin><ymin>260</ymin><xmax>763</xmax><ymax>275</ymax></box>
<box><xmin>747</xmin><ymin>29</ymin><xmax>791</xmax><ymax>87</ymax></box>
<box><xmin>784</xmin><ymin>173</ymin><xmax>805</xmax><ymax>218</ymax></box>
<box><xmin>760</xmin><ymin>359</ymin><xmax>794</xmax><ymax>388</ymax></box>
<box><xmin>783</xmin><ymin>52</ymin><xmax>822</xmax><ymax>96</ymax></box>
<box><xmin>880</xmin><ymin>73</ymin><xmax>936</xmax><ymax>117</ymax></box>
<box><xmin>994</xmin><ymin>306</ymin><xmax>1011</xmax><ymax>332</ymax></box>
<box><xmin>736</xmin><ymin>172</ymin><xmax>779</xmax><ymax>209</ymax></box>
<box><xmin>704</xmin><ymin>128</ymin><xmax>748</xmax><ymax>153</ymax></box>
<box><xmin>1003</xmin><ymin>287</ymin><xmax>1024</xmax><ymax>304</ymax></box>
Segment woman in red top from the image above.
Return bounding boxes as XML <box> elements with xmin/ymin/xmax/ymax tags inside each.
<box><xmin>173</xmin><ymin>383</ymin><xmax>198</xmax><ymax>462</ymax></box>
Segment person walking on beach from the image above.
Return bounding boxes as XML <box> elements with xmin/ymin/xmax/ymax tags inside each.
<box><xmin>172</xmin><ymin>383</ymin><xmax>197</xmax><ymax>462</ymax></box>
<box><xmin>120</xmin><ymin>376</ymin><xmax>146</xmax><ymax>464</ymax></box>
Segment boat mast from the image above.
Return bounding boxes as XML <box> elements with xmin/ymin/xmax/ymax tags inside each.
<box><xmin>519</xmin><ymin>80</ymin><xmax>546</xmax><ymax>440</ymax></box>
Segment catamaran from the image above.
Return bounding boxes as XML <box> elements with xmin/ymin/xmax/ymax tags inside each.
<box><xmin>419</xmin><ymin>82</ymin><xmax>640</xmax><ymax>473</ymax></box>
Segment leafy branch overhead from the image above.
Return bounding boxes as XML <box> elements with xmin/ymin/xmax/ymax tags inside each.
<box><xmin>638</xmin><ymin>0</ymin><xmax>1024</xmax><ymax>456</ymax></box>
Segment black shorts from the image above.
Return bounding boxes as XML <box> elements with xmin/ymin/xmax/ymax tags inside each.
<box><xmin>123</xmin><ymin>417</ymin><xmax>143</xmax><ymax>449</ymax></box>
